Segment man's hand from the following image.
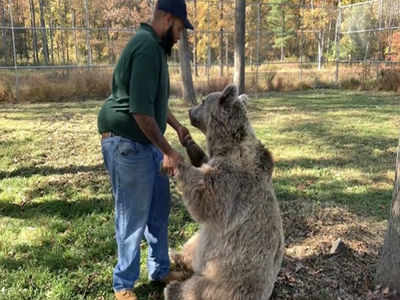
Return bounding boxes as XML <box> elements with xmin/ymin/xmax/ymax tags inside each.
<box><xmin>177</xmin><ymin>125</ymin><xmax>191</xmax><ymax>146</ymax></box>
<box><xmin>162</xmin><ymin>150</ymin><xmax>184</xmax><ymax>177</ymax></box>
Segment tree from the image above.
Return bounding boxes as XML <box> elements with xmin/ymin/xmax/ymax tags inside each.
<box><xmin>179</xmin><ymin>29</ymin><xmax>196</xmax><ymax>105</ymax></box>
<box><xmin>192</xmin><ymin>0</ymin><xmax>198</xmax><ymax>76</ymax></box>
<box><xmin>219</xmin><ymin>0</ymin><xmax>224</xmax><ymax>77</ymax></box>
<box><xmin>387</xmin><ymin>32</ymin><xmax>400</xmax><ymax>61</ymax></box>
<box><xmin>302</xmin><ymin>0</ymin><xmax>331</xmax><ymax>69</ymax></box>
<box><xmin>0</xmin><ymin>0</ymin><xmax>10</xmax><ymax>65</ymax></box>
<box><xmin>267</xmin><ymin>0</ymin><xmax>296</xmax><ymax>62</ymax></box>
<box><xmin>234</xmin><ymin>0</ymin><xmax>245</xmax><ymax>94</ymax></box>
<box><xmin>376</xmin><ymin>134</ymin><xmax>400</xmax><ymax>293</ymax></box>
<box><xmin>38</xmin><ymin>0</ymin><xmax>50</xmax><ymax>64</ymax></box>
<box><xmin>339</xmin><ymin>4</ymin><xmax>378</xmax><ymax>60</ymax></box>
<box><xmin>28</xmin><ymin>0</ymin><xmax>39</xmax><ymax>64</ymax></box>
<box><xmin>191</xmin><ymin>0</ymin><xmax>233</xmax><ymax>65</ymax></box>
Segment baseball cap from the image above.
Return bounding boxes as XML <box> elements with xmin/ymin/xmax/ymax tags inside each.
<box><xmin>156</xmin><ymin>0</ymin><xmax>194</xmax><ymax>30</ymax></box>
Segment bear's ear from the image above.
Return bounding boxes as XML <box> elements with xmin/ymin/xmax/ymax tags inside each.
<box><xmin>238</xmin><ymin>94</ymin><xmax>249</xmax><ymax>107</ymax></box>
<box><xmin>219</xmin><ymin>84</ymin><xmax>238</xmax><ymax>107</ymax></box>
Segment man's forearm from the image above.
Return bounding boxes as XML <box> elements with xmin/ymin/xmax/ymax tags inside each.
<box><xmin>167</xmin><ymin>109</ymin><xmax>183</xmax><ymax>131</ymax></box>
<box><xmin>133</xmin><ymin>113</ymin><xmax>173</xmax><ymax>155</ymax></box>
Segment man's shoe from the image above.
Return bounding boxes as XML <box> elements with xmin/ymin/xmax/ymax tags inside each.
<box><xmin>160</xmin><ymin>271</ymin><xmax>186</xmax><ymax>284</ymax></box>
<box><xmin>115</xmin><ymin>289</ymin><xmax>137</xmax><ymax>300</ymax></box>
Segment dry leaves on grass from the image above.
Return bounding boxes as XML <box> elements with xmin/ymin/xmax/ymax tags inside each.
<box><xmin>272</xmin><ymin>204</ymin><xmax>387</xmax><ymax>300</ymax></box>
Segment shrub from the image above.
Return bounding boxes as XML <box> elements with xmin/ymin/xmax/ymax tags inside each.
<box><xmin>376</xmin><ymin>69</ymin><xmax>400</xmax><ymax>91</ymax></box>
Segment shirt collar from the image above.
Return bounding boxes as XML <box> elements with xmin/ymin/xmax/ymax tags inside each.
<box><xmin>140</xmin><ymin>23</ymin><xmax>162</xmax><ymax>45</ymax></box>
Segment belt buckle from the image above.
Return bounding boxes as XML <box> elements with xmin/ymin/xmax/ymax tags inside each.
<box><xmin>101</xmin><ymin>132</ymin><xmax>114</xmax><ymax>140</ymax></box>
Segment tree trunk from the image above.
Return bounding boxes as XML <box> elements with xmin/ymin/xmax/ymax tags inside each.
<box><xmin>225</xmin><ymin>35</ymin><xmax>229</xmax><ymax>70</ymax></box>
<box><xmin>234</xmin><ymin>0</ymin><xmax>245</xmax><ymax>94</ymax></box>
<box><xmin>83</xmin><ymin>0</ymin><xmax>92</xmax><ymax>65</ymax></box>
<box><xmin>179</xmin><ymin>29</ymin><xmax>197</xmax><ymax>105</ymax></box>
<box><xmin>38</xmin><ymin>0</ymin><xmax>49</xmax><ymax>65</ymax></box>
<box><xmin>72</xmin><ymin>9</ymin><xmax>79</xmax><ymax>64</ymax></box>
<box><xmin>318</xmin><ymin>33</ymin><xmax>322</xmax><ymax>70</ymax></box>
<box><xmin>219</xmin><ymin>0</ymin><xmax>224</xmax><ymax>77</ymax></box>
<box><xmin>49</xmin><ymin>20</ymin><xmax>54</xmax><ymax>64</ymax></box>
<box><xmin>0</xmin><ymin>0</ymin><xmax>9</xmax><ymax>64</ymax></box>
<box><xmin>28</xmin><ymin>0</ymin><xmax>39</xmax><ymax>64</ymax></box>
<box><xmin>280</xmin><ymin>9</ymin><xmax>286</xmax><ymax>62</ymax></box>
<box><xmin>376</xmin><ymin>134</ymin><xmax>400</xmax><ymax>292</ymax></box>
<box><xmin>193</xmin><ymin>0</ymin><xmax>198</xmax><ymax>77</ymax></box>
<box><xmin>64</xmin><ymin>0</ymin><xmax>69</xmax><ymax>63</ymax></box>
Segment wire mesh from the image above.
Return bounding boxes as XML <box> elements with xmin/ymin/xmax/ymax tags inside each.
<box><xmin>0</xmin><ymin>0</ymin><xmax>399</xmax><ymax>101</ymax></box>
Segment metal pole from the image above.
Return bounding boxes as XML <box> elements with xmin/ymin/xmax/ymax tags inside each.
<box><xmin>8</xmin><ymin>0</ymin><xmax>18</xmax><ymax>101</ymax></box>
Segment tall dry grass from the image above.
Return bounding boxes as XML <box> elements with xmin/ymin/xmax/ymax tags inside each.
<box><xmin>0</xmin><ymin>68</ymin><xmax>112</xmax><ymax>103</ymax></box>
<box><xmin>1</xmin><ymin>63</ymin><xmax>398</xmax><ymax>103</ymax></box>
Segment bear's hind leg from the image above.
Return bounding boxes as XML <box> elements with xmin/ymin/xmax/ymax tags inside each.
<box><xmin>171</xmin><ymin>232</ymin><xmax>199</xmax><ymax>273</ymax></box>
<box><xmin>164</xmin><ymin>275</ymin><xmax>230</xmax><ymax>300</ymax></box>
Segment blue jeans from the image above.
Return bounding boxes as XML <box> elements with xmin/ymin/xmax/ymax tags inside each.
<box><xmin>101</xmin><ymin>136</ymin><xmax>171</xmax><ymax>292</ymax></box>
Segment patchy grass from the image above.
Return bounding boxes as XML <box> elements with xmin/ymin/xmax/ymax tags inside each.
<box><xmin>0</xmin><ymin>90</ymin><xmax>399</xmax><ymax>299</ymax></box>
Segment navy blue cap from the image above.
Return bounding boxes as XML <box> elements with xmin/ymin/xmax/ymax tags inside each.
<box><xmin>157</xmin><ymin>0</ymin><xmax>194</xmax><ymax>30</ymax></box>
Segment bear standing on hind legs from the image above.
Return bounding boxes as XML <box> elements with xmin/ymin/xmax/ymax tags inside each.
<box><xmin>164</xmin><ymin>84</ymin><xmax>284</xmax><ymax>300</ymax></box>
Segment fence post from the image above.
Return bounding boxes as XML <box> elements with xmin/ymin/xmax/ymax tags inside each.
<box><xmin>8</xmin><ymin>0</ymin><xmax>18</xmax><ymax>101</ymax></box>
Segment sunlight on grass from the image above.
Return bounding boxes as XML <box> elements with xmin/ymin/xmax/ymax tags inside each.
<box><xmin>0</xmin><ymin>89</ymin><xmax>399</xmax><ymax>299</ymax></box>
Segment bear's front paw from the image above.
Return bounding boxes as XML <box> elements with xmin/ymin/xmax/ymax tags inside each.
<box><xmin>164</xmin><ymin>281</ymin><xmax>181</xmax><ymax>300</ymax></box>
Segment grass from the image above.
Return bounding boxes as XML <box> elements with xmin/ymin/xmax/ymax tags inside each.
<box><xmin>0</xmin><ymin>89</ymin><xmax>399</xmax><ymax>299</ymax></box>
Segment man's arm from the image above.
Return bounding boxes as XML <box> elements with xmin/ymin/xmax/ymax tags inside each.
<box><xmin>167</xmin><ymin>109</ymin><xmax>181</xmax><ymax>131</ymax></box>
<box><xmin>133</xmin><ymin>113</ymin><xmax>182</xmax><ymax>176</ymax></box>
<box><xmin>167</xmin><ymin>109</ymin><xmax>190</xmax><ymax>146</ymax></box>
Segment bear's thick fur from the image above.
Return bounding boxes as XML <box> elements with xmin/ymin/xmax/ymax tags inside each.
<box><xmin>165</xmin><ymin>84</ymin><xmax>284</xmax><ymax>300</ymax></box>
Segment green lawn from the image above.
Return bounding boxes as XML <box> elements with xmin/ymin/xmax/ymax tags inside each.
<box><xmin>0</xmin><ymin>90</ymin><xmax>399</xmax><ymax>299</ymax></box>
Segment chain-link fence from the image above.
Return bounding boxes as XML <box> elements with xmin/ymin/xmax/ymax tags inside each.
<box><xmin>0</xmin><ymin>0</ymin><xmax>399</xmax><ymax>102</ymax></box>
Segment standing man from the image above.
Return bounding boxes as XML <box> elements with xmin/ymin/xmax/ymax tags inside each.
<box><xmin>97</xmin><ymin>1</ymin><xmax>194</xmax><ymax>299</ymax></box>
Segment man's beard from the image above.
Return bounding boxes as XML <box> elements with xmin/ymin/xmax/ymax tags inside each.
<box><xmin>161</xmin><ymin>26</ymin><xmax>175</xmax><ymax>57</ymax></box>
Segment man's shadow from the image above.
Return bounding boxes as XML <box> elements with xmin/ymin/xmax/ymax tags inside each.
<box><xmin>134</xmin><ymin>280</ymin><xmax>165</xmax><ymax>300</ymax></box>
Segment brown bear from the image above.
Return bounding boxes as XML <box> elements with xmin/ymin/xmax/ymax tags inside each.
<box><xmin>165</xmin><ymin>84</ymin><xmax>284</xmax><ymax>300</ymax></box>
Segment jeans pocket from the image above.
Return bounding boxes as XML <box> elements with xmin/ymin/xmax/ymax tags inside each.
<box><xmin>116</xmin><ymin>141</ymin><xmax>138</xmax><ymax>164</ymax></box>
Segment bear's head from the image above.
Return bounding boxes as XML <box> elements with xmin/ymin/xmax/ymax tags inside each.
<box><xmin>189</xmin><ymin>84</ymin><xmax>249</xmax><ymax>142</ymax></box>
<box><xmin>189</xmin><ymin>84</ymin><xmax>274</xmax><ymax>176</ymax></box>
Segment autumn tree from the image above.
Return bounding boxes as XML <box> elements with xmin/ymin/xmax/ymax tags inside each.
<box><xmin>387</xmin><ymin>31</ymin><xmax>400</xmax><ymax>61</ymax></box>
<box><xmin>339</xmin><ymin>4</ymin><xmax>378</xmax><ymax>60</ymax></box>
<box><xmin>267</xmin><ymin>0</ymin><xmax>296</xmax><ymax>62</ymax></box>
<box><xmin>302</xmin><ymin>0</ymin><xmax>332</xmax><ymax>69</ymax></box>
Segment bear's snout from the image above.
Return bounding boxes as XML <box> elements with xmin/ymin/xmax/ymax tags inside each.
<box><xmin>189</xmin><ymin>109</ymin><xmax>197</xmax><ymax>127</ymax></box>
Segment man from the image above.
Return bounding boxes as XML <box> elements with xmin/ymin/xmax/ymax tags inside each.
<box><xmin>97</xmin><ymin>1</ymin><xmax>193</xmax><ymax>299</ymax></box>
